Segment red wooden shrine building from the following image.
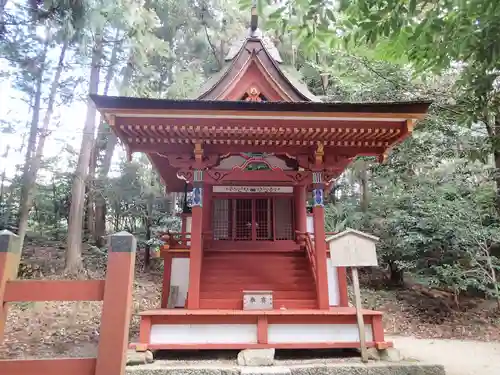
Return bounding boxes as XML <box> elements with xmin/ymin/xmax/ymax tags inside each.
<box><xmin>91</xmin><ymin>20</ymin><xmax>430</xmax><ymax>351</ymax></box>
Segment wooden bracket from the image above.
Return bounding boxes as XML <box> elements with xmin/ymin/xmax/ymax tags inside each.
<box><xmin>378</xmin><ymin>151</ymin><xmax>389</xmax><ymax>163</ymax></box>
<box><xmin>194</xmin><ymin>142</ymin><xmax>204</xmax><ymax>165</ymax></box>
<box><xmin>406</xmin><ymin>119</ymin><xmax>416</xmax><ymax>133</ymax></box>
<box><xmin>314</xmin><ymin>142</ymin><xmax>324</xmax><ymax>166</ymax></box>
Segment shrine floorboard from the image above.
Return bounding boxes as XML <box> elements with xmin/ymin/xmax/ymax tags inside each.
<box><xmin>131</xmin><ymin>308</ymin><xmax>391</xmax><ymax>351</ymax></box>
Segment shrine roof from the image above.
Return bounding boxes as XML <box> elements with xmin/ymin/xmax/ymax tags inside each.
<box><xmin>192</xmin><ymin>27</ymin><xmax>320</xmax><ymax>102</ymax></box>
<box><xmin>91</xmin><ymin>94</ymin><xmax>431</xmax><ymax>114</ymax></box>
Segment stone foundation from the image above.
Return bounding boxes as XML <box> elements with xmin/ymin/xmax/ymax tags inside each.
<box><xmin>125</xmin><ymin>362</ymin><xmax>445</xmax><ymax>375</ymax></box>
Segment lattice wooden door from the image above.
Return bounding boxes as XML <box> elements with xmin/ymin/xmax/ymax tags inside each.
<box><xmin>255</xmin><ymin>198</ymin><xmax>273</xmax><ymax>240</ymax></box>
<box><xmin>212</xmin><ymin>197</ymin><xmax>292</xmax><ymax>241</ymax></box>
<box><xmin>275</xmin><ymin>197</ymin><xmax>294</xmax><ymax>240</ymax></box>
<box><xmin>234</xmin><ymin>199</ymin><xmax>252</xmax><ymax>240</ymax></box>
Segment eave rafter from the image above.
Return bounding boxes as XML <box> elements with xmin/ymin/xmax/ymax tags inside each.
<box><xmin>115</xmin><ymin>122</ymin><xmax>406</xmax><ymax>148</ymax></box>
<box><xmin>95</xmin><ymin>95</ymin><xmax>431</xmax><ymax>191</ymax></box>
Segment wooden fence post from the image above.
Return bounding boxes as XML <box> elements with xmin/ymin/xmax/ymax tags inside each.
<box><xmin>0</xmin><ymin>230</ymin><xmax>19</xmax><ymax>342</ymax></box>
<box><xmin>95</xmin><ymin>232</ymin><xmax>136</xmax><ymax>375</ymax></box>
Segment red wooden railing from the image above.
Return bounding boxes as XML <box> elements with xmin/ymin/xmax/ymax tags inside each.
<box><xmin>159</xmin><ymin>231</ymin><xmax>191</xmax><ymax>251</ymax></box>
<box><xmin>309</xmin><ymin>232</ymin><xmax>338</xmax><ymax>249</ymax></box>
<box><xmin>296</xmin><ymin>231</ymin><xmax>317</xmax><ymax>284</ymax></box>
<box><xmin>304</xmin><ymin>232</ymin><xmax>317</xmax><ymax>284</ymax></box>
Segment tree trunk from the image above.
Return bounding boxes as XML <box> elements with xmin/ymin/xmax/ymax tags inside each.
<box><xmin>486</xmin><ymin>117</ymin><xmax>500</xmax><ymax>213</ymax></box>
<box><xmin>66</xmin><ymin>36</ymin><xmax>103</xmax><ymax>273</ymax></box>
<box><xmin>0</xmin><ymin>0</ymin><xmax>7</xmax><ymax>16</ymax></box>
<box><xmin>388</xmin><ymin>262</ymin><xmax>404</xmax><ymax>286</ymax></box>
<box><xmin>0</xmin><ymin>145</ymin><xmax>9</xmax><ymax>228</ymax></box>
<box><xmin>494</xmin><ymin>149</ymin><xmax>500</xmax><ymax>214</ymax></box>
<box><xmin>4</xmin><ymin>185</ymin><xmax>15</xmax><ymax>229</ymax></box>
<box><xmin>86</xmin><ymin>148</ymin><xmax>96</xmax><ymax>238</ymax></box>
<box><xmin>0</xmin><ymin>0</ymin><xmax>8</xmax><ymax>34</ymax></box>
<box><xmin>144</xmin><ymin>170</ymin><xmax>156</xmax><ymax>269</ymax></box>
<box><xmin>87</xmin><ymin>29</ymin><xmax>120</xmax><ymax>241</ymax></box>
<box><xmin>52</xmin><ymin>178</ymin><xmax>60</xmax><ymax>240</ymax></box>
<box><xmin>16</xmin><ymin>34</ymin><xmax>51</xmax><ymax>252</ymax></box>
<box><xmin>359</xmin><ymin>159</ymin><xmax>369</xmax><ymax>212</ymax></box>
<box><xmin>94</xmin><ymin>57</ymin><xmax>134</xmax><ymax>247</ymax></box>
<box><xmin>144</xmin><ymin>214</ymin><xmax>152</xmax><ymax>269</ymax></box>
<box><xmin>484</xmin><ymin>246</ymin><xmax>500</xmax><ymax>310</ymax></box>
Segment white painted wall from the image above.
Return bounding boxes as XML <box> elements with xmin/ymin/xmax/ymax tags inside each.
<box><xmin>306</xmin><ymin>215</ymin><xmax>314</xmax><ymax>233</ymax></box>
<box><xmin>170</xmin><ymin>258</ymin><xmax>190</xmax><ymax>307</ymax></box>
<box><xmin>150</xmin><ymin>324</ymin><xmax>258</xmax><ymax>344</ymax></box>
<box><xmin>149</xmin><ymin>323</ymin><xmax>372</xmax><ymax>345</ymax></box>
<box><xmin>326</xmin><ymin>258</ymin><xmax>340</xmax><ymax>306</ymax></box>
<box><xmin>268</xmin><ymin>324</ymin><xmax>373</xmax><ymax>344</ymax></box>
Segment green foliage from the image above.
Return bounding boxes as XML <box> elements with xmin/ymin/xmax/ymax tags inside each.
<box><xmin>340</xmin><ymin>0</ymin><xmax>500</xmax><ymax>72</ymax></box>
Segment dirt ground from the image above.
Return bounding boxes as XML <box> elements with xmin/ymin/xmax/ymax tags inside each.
<box><xmin>1</xmin><ymin>242</ymin><xmax>500</xmax><ymax>371</ymax></box>
<box><xmin>390</xmin><ymin>335</ymin><xmax>500</xmax><ymax>375</ymax></box>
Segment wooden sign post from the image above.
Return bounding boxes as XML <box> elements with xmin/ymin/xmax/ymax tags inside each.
<box><xmin>326</xmin><ymin>228</ymin><xmax>380</xmax><ymax>363</ymax></box>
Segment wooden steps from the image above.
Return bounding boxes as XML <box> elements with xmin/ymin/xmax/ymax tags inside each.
<box><xmin>199</xmin><ymin>298</ymin><xmax>317</xmax><ymax>309</ymax></box>
<box><xmin>200</xmin><ymin>291</ymin><xmax>316</xmax><ymax>299</ymax></box>
<box><xmin>200</xmin><ymin>250</ymin><xmax>317</xmax><ymax>309</ymax></box>
<box><xmin>200</xmin><ymin>282</ymin><xmax>315</xmax><ymax>291</ymax></box>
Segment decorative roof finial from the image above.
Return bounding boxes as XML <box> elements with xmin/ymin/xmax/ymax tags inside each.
<box><xmin>250</xmin><ymin>0</ymin><xmax>258</xmax><ymax>32</ymax></box>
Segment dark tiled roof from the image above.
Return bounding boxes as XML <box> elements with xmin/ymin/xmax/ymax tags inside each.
<box><xmin>91</xmin><ymin>94</ymin><xmax>432</xmax><ymax>114</ymax></box>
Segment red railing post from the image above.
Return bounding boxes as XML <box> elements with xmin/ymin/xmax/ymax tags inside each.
<box><xmin>161</xmin><ymin>250</ymin><xmax>172</xmax><ymax>308</ymax></box>
<box><xmin>0</xmin><ymin>230</ymin><xmax>19</xmax><ymax>342</ymax></box>
<box><xmin>95</xmin><ymin>231</ymin><xmax>136</xmax><ymax>375</ymax></box>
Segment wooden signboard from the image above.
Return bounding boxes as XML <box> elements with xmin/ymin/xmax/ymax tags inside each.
<box><xmin>212</xmin><ymin>186</ymin><xmax>293</xmax><ymax>194</ymax></box>
<box><xmin>326</xmin><ymin>229</ymin><xmax>379</xmax><ymax>363</ymax></box>
<box><xmin>327</xmin><ymin>229</ymin><xmax>379</xmax><ymax>268</ymax></box>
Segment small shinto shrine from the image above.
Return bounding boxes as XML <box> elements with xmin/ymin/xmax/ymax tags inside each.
<box><xmin>91</xmin><ymin>13</ymin><xmax>430</xmax><ymax>351</ymax></box>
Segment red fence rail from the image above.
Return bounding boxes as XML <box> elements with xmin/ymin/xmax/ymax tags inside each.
<box><xmin>0</xmin><ymin>230</ymin><xmax>137</xmax><ymax>375</ymax></box>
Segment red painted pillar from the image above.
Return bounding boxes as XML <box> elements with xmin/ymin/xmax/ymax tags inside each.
<box><xmin>181</xmin><ymin>214</ymin><xmax>187</xmax><ymax>233</ymax></box>
<box><xmin>372</xmin><ymin>315</ymin><xmax>386</xmax><ymax>347</ymax></box>
<box><xmin>96</xmin><ymin>231</ymin><xmax>136</xmax><ymax>375</ymax></box>
<box><xmin>295</xmin><ymin>185</ymin><xmax>307</xmax><ymax>234</ymax></box>
<box><xmin>161</xmin><ymin>252</ymin><xmax>173</xmax><ymax>308</ymax></box>
<box><xmin>202</xmin><ymin>185</ymin><xmax>211</xmax><ymax>233</ymax></box>
<box><xmin>313</xmin><ymin>205</ymin><xmax>330</xmax><ymax>309</ymax></box>
<box><xmin>187</xmin><ymin>170</ymin><xmax>203</xmax><ymax>309</ymax></box>
<box><xmin>312</xmin><ymin>174</ymin><xmax>329</xmax><ymax>310</ymax></box>
<box><xmin>0</xmin><ymin>230</ymin><xmax>19</xmax><ymax>342</ymax></box>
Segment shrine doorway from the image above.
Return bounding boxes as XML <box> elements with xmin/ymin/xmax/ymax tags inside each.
<box><xmin>212</xmin><ymin>197</ymin><xmax>294</xmax><ymax>241</ymax></box>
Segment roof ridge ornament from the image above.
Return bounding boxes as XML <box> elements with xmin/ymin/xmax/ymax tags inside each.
<box><xmin>250</xmin><ymin>0</ymin><xmax>258</xmax><ymax>33</ymax></box>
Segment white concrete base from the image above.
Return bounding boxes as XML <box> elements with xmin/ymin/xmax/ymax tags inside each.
<box><xmin>150</xmin><ymin>324</ymin><xmax>258</xmax><ymax>345</ymax></box>
<box><xmin>268</xmin><ymin>324</ymin><xmax>373</xmax><ymax>344</ymax></box>
<box><xmin>149</xmin><ymin>323</ymin><xmax>372</xmax><ymax>346</ymax></box>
